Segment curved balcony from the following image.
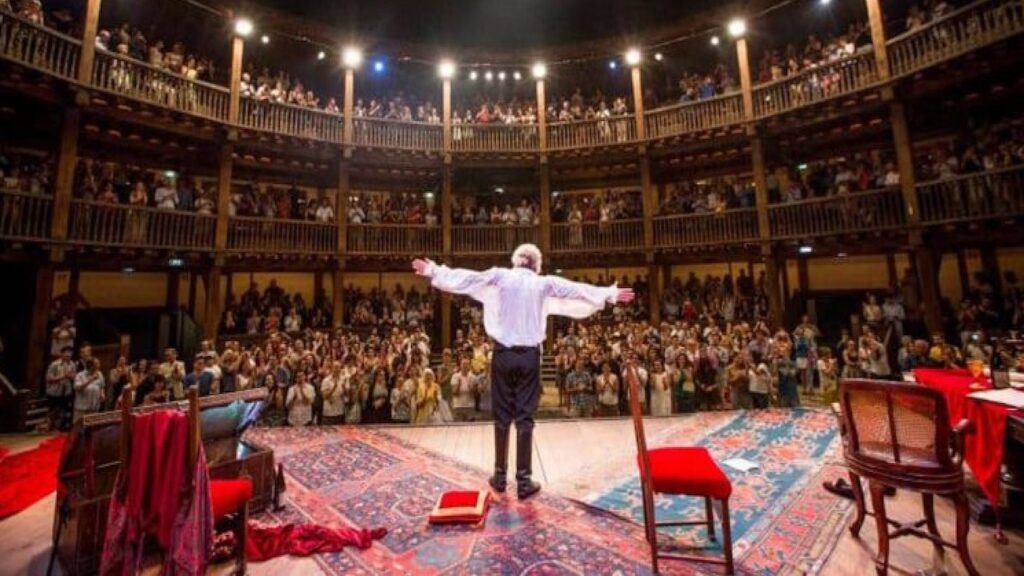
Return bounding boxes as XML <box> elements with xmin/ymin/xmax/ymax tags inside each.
<box><xmin>752</xmin><ymin>51</ymin><xmax>879</xmax><ymax>119</ymax></box>
<box><xmin>916</xmin><ymin>165</ymin><xmax>1024</xmax><ymax>225</ymax></box>
<box><xmin>353</xmin><ymin>117</ymin><xmax>442</xmax><ymax>152</ymax></box>
<box><xmin>768</xmin><ymin>188</ymin><xmax>907</xmax><ymax>240</ymax></box>
<box><xmin>239</xmin><ymin>98</ymin><xmax>344</xmax><ymax>142</ymax></box>
<box><xmin>346</xmin><ymin>224</ymin><xmax>443</xmax><ymax>255</ymax></box>
<box><xmin>452</xmin><ymin>225</ymin><xmax>539</xmax><ymax>254</ymax></box>
<box><xmin>67</xmin><ymin>200</ymin><xmax>216</xmax><ymax>251</ymax></box>
<box><xmin>451</xmin><ymin>123</ymin><xmax>539</xmax><ymax>153</ymax></box>
<box><xmin>645</xmin><ymin>93</ymin><xmax>745</xmax><ymax>140</ymax></box>
<box><xmin>227</xmin><ymin>217</ymin><xmax>336</xmax><ymax>255</ymax></box>
<box><xmin>551</xmin><ymin>220</ymin><xmax>644</xmax><ymax>253</ymax></box>
<box><xmin>547</xmin><ymin>117</ymin><xmax>637</xmax><ymax>151</ymax></box>
<box><xmin>653</xmin><ymin>208</ymin><xmax>760</xmax><ymax>249</ymax></box>
<box><xmin>0</xmin><ymin>9</ymin><xmax>78</xmax><ymax>80</ymax></box>
<box><xmin>0</xmin><ymin>189</ymin><xmax>52</xmax><ymax>242</ymax></box>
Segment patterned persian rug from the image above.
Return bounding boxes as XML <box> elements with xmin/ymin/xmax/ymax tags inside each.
<box><xmin>572</xmin><ymin>408</ymin><xmax>851</xmax><ymax>576</ymax></box>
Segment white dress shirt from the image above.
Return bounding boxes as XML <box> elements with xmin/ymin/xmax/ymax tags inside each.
<box><xmin>428</xmin><ymin>264</ymin><xmax>617</xmax><ymax>347</ymax></box>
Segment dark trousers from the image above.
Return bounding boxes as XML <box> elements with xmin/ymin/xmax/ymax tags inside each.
<box><xmin>491</xmin><ymin>344</ymin><xmax>541</xmax><ymax>434</ymax></box>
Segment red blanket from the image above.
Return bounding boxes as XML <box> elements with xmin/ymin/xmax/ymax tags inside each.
<box><xmin>245</xmin><ymin>522</ymin><xmax>387</xmax><ymax>562</ymax></box>
<box><xmin>0</xmin><ymin>435</ymin><xmax>66</xmax><ymax>519</ymax></box>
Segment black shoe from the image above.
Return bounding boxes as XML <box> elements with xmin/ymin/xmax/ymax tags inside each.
<box><xmin>822</xmin><ymin>478</ymin><xmax>855</xmax><ymax>500</ymax></box>
<box><xmin>517</xmin><ymin>480</ymin><xmax>541</xmax><ymax>500</ymax></box>
<box><xmin>491</xmin><ymin>427</ymin><xmax>510</xmax><ymax>494</ymax></box>
<box><xmin>489</xmin><ymin>475</ymin><xmax>507</xmax><ymax>493</ymax></box>
<box><xmin>514</xmin><ymin>428</ymin><xmax>541</xmax><ymax>500</ymax></box>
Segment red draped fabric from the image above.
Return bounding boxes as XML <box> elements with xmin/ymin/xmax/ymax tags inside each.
<box><xmin>913</xmin><ymin>368</ymin><xmax>1016</xmax><ymax>506</ymax></box>
<box><xmin>244</xmin><ymin>523</ymin><xmax>387</xmax><ymax>562</ymax></box>
<box><xmin>0</xmin><ymin>435</ymin><xmax>66</xmax><ymax>519</ymax></box>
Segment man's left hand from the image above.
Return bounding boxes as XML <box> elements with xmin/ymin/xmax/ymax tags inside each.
<box><xmin>616</xmin><ymin>288</ymin><xmax>635</xmax><ymax>304</ymax></box>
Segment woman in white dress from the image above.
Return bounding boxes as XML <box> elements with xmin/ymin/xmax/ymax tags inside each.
<box><xmin>649</xmin><ymin>359</ymin><xmax>673</xmax><ymax>417</ymax></box>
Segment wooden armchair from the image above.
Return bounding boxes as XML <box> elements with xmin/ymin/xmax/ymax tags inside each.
<box><xmin>838</xmin><ymin>379</ymin><xmax>978</xmax><ymax>576</ymax></box>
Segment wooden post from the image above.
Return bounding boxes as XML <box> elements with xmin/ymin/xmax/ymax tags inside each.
<box><xmin>167</xmin><ymin>271</ymin><xmax>181</xmax><ymax>310</ymax></box>
<box><xmin>864</xmin><ymin>0</ymin><xmax>891</xmax><ymax>81</ymax></box>
<box><xmin>50</xmin><ymin>108</ymin><xmax>81</xmax><ymax>261</ymax></box>
<box><xmin>214</xmin><ymin>143</ymin><xmax>233</xmax><ymax>257</ymax></box>
<box><xmin>538</xmin><ymin>162</ymin><xmax>552</xmax><ymax>255</ymax></box>
<box><xmin>797</xmin><ymin>257</ymin><xmax>810</xmax><ymax>295</ymax></box>
<box><xmin>337</xmin><ymin>157</ymin><xmax>349</xmax><ymax>257</ymax></box>
<box><xmin>639</xmin><ymin>155</ymin><xmax>656</xmax><ymax>258</ymax></box>
<box><xmin>956</xmin><ymin>250</ymin><xmax>971</xmax><ymax>297</ymax></box>
<box><xmin>442</xmin><ymin>163</ymin><xmax>453</xmax><ymax>254</ymax></box>
<box><xmin>915</xmin><ymin>246</ymin><xmax>943</xmax><ymax>335</ymax></box>
<box><xmin>648</xmin><ymin>263</ymin><xmax>661</xmax><ymax>324</ymax></box>
<box><xmin>25</xmin><ymin>265</ymin><xmax>55</xmax><ymax>394</ymax></box>
<box><xmin>332</xmin><ymin>268</ymin><xmax>344</xmax><ymax>328</ymax></box>
<box><xmin>629</xmin><ymin>63</ymin><xmax>646</xmax><ymax>141</ymax></box>
<box><xmin>735</xmin><ymin>36</ymin><xmax>754</xmax><ymax>122</ymax></box>
<box><xmin>441</xmin><ymin>293</ymin><xmax>452</xmax><ymax>350</ymax></box>
<box><xmin>228</xmin><ymin>36</ymin><xmax>244</xmax><ymax>125</ymax></box>
<box><xmin>343</xmin><ymin>68</ymin><xmax>355</xmax><ymax>148</ymax></box>
<box><xmin>442</xmin><ymin>77</ymin><xmax>452</xmax><ymax>153</ymax></box>
<box><xmin>535</xmin><ymin>76</ymin><xmax>548</xmax><ymax>151</ymax></box>
<box><xmin>76</xmin><ymin>0</ymin><xmax>102</xmax><ymax>86</ymax></box>
<box><xmin>980</xmin><ymin>246</ymin><xmax>1003</xmax><ymax>302</ymax></box>
<box><xmin>762</xmin><ymin>245</ymin><xmax>783</xmax><ymax>327</ymax></box>
<box><xmin>203</xmin><ymin>267</ymin><xmax>222</xmax><ymax>339</ymax></box>
<box><xmin>188</xmin><ymin>272</ymin><xmax>198</xmax><ymax>315</ymax></box>
<box><xmin>885</xmin><ymin>253</ymin><xmax>898</xmax><ymax>289</ymax></box>
<box><xmin>750</xmin><ymin>135</ymin><xmax>771</xmax><ymax>242</ymax></box>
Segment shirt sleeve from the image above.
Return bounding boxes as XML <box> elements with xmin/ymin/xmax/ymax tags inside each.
<box><xmin>429</xmin><ymin>264</ymin><xmax>501</xmax><ymax>297</ymax></box>
<box><xmin>542</xmin><ymin>276</ymin><xmax>617</xmax><ymax>320</ymax></box>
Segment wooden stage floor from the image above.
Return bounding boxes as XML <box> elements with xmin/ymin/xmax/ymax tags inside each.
<box><xmin>2</xmin><ymin>416</ymin><xmax>1021</xmax><ymax>575</ymax></box>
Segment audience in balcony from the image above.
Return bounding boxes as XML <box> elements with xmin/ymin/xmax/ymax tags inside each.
<box><xmin>755</xmin><ymin>20</ymin><xmax>871</xmax><ymax>85</ymax></box>
<box><xmin>72</xmin><ymin>159</ymin><xmax>214</xmax><ymax>212</ymax></box>
<box><xmin>229</xmin><ymin>183</ymin><xmax>336</xmax><ymax>223</ymax></box>
<box><xmin>93</xmin><ymin>22</ymin><xmax>217</xmax><ymax>83</ymax></box>
<box><xmin>675</xmin><ymin>64</ymin><xmax>738</xmax><ymax>104</ymax></box>
<box><xmin>346</xmin><ymin>193</ymin><xmax>438</xmax><ymax>225</ymax></box>
<box><xmin>659</xmin><ymin>176</ymin><xmax>755</xmax><ymax>214</ymax></box>
<box><xmin>903</xmin><ymin>1</ymin><xmax>957</xmax><ymax>32</ymax></box>
<box><xmin>551</xmin><ymin>190</ymin><xmax>643</xmax><ymax>223</ymax></box>
<box><xmin>452</xmin><ymin>196</ymin><xmax>540</xmax><ymax>226</ymax></box>
<box><xmin>0</xmin><ymin>151</ymin><xmax>52</xmax><ymax>194</ymax></box>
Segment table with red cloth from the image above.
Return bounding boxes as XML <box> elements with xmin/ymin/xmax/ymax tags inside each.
<box><xmin>912</xmin><ymin>368</ymin><xmax>1020</xmax><ymax>511</ymax></box>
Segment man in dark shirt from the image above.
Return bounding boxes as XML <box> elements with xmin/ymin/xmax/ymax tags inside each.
<box><xmin>184</xmin><ymin>357</ymin><xmax>213</xmax><ymax>396</ymax></box>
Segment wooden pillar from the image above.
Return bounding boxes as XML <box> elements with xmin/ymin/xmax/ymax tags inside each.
<box><xmin>885</xmin><ymin>253</ymin><xmax>898</xmax><ymax>289</ymax></box>
<box><xmin>735</xmin><ymin>36</ymin><xmax>754</xmax><ymax>122</ymax></box>
<box><xmin>864</xmin><ymin>0</ymin><xmax>891</xmax><ymax>81</ymax></box>
<box><xmin>441</xmin><ymin>293</ymin><xmax>452</xmax><ymax>350</ymax></box>
<box><xmin>228</xmin><ymin>35</ymin><xmax>244</xmax><ymax>125</ymax></box>
<box><xmin>51</xmin><ymin>108</ymin><xmax>81</xmax><ymax>261</ymax></box>
<box><xmin>915</xmin><ymin>247</ymin><xmax>943</xmax><ymax>334</ymax></box>
<box><xmin>750</xmin><ymin>135</ymin><xmax>772</xmax><ymax>242</ymax></box>
<box><xmin>763</xmin><ymin>246</ymin><xmax>784</xmax><ymax>327</ymax></box>
<box><xmin>639</xmin><ymin>154</ymin><xmax>656</xmax><ymax>258</ymax></box>
<box><xmin>890</xmin><ymin>102</ymin><xmax>921</xmax><ymax>223</ymax></box>
<box><xmin>442</xmin><ymin>77</ymin><xmax>452</xmax><ymax>153</ymax></box>
<box><xmin>980</xmin><ymin>246</ymin><xmax>1003</xmax><ymax>301</ymax></box>
<box><xmin>956</xmin><ymin>250</ymin><xmax>971</xmax><ymax>297</ymax></box>
<box><xmin>336</xmin><ymin>157</ymin><xmax>350</xmax><ymax>257</ymax></box>
<box><xmin>167</xmin><ymin>271</ymin><xmax>181</xmax><ymax>310</ymax></box>
<box><xmin>535</xmin><ymin>76</ymin><xmax>548</xmax><ymax>151</ymax></box>
<box><xmin>629</xmin><ymin>62</ymin><xmax>646</xmax><ymax>141</ymax></box>
<box><xmin>332</xmin><ymin>269</ymin><xmax>344</xmax><ymax>328</ymax></box>
<box><xmin>203</xmin><ymin>267</ymin><xmax>222</xmax><ymax>339</ymax></box>
<box><xmin>538</xmin><ymin>161</ymin><xmax>552</xmax><ymax>255</ymax></box>
<box><xmin>797</xmin><ymin>257</ymin><xmax>810</xmax><ymax>295</ymax></box>
<box><xmin>441</xmin><ymin>163</ymin><xmax>453</xmax><ymax>254</ymax></box>
<box><xmin>188</xmin><ymin>272</ymin><xmax>198</xmax><ymax>315</ymax></box>
<box><xmin>343</xmin><ymin>67</ymin><xmax>355</xmax><ymax>147</ymax></box>
<box><xmin>76</xmin><ymin>0</ymin><xmax>102</xmax><ymax>85</ymax></box>
<box><xmin>214</xmin><ymin>143</ymin><xmax>233</xmax><ymax>256</ymax></box>
<box><xmin>648</xmin><ymin>263</ymin><xmax>661</xmax><ymax>325</ymax></box>
<box><xmin>25</xmin><ymin>265</ymin><xmax>55</xmax><ymax>394</ymax></box>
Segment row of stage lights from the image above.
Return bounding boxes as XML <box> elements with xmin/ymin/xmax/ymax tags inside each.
<box><xmin>232</xmin><ymin>17</ymin><xmax>752</xmax><ymax>79</ymax></box>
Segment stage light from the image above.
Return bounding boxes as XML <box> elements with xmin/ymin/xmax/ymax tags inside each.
<box><xmin>797</xmin><ymin>163</ymin><xmax>808</xmax><ymax>171</ymax></box>
<box><xmin>469</xmin><ymin>70</ymin><xmax>478</xmax><ymax>80</ymax></box>
<box><xmin>168</xmin><ymin>257</ymin><xmax>185</xmax><ymax>268</ymax></box>
<box><xmin>625</xmin><ymin>48</ymin><xmax>641</xmax><ymax>66</ymax></box>
<box><xmin>164</xmin><ymin>170</ymin><xmax>177</xmax><ymax>179</ymax></box>
<box><xmin>317</xmin><ymin>50</ymin><xmax>326</xmax><ymax>61</ymax></box>
<box><xmin>438</xmin><ymin>59</ymin><xmax>456</xmax><ymax>79</ymax></box>
<box><xmin>728</xmin><ymin>18</ymin><xmax>747</xmax><ymax>38</ymax></box>
<box><xmin>122</xmin><ymin>267</ymin><xmax>136</xmax><ymax>274</ymax></box>
<box><xmin>495</xmin><ymin>186</ymin><xmax>505</xmax><ymax>194</ymax></box>
<box><xmin>373</xmin><ymin>60</ymin><xmax>385</xmax><ymax>73</ymax></box>
<box><xmin>608</xmin><ymin>60</ymin><xmax>617</xmax><ymax>70</ymax></box>
<box><xmin>837</xmin><ymin>252</ymin><xmax>848</xmax><ymax>258</ymax></box>
<box><xmin>710</xmin><ymin>35</ymin><xmax>720</xmax><ymax>46</ymax></box>
<box><xmin>424</xmin><ymin>192</ymin><xmax>435</xmax><ymax>199</ymax></box>
<box><xmin>799</xmin><ymin>245</ymin><xmax>813</xmax><ymax>255</ymax></box>
<box><xmin>654</xmin><ymin>52</ymin><xmax>663</xmax><ymax>61</ymax></box>
<box><xmin>531</xmin><ymin>62</ymin><xmax>547</xmax><ymax>79</ymax></box>
<box><xmin>820</xmin><ymin>0</ymin><xmax>832</xmax><ymax>4</ymax></box>
<box><xmin>260</xmin><ymin>34</ymin><xmax>270</xmax><ymax>45</ymax></box>
<box><xmin>342</xmin><ymin>46</ymin><xmax>363</xmax><ymax>69</ymax></box>
<box><xmin>513</xmin><ymin>71</ymin><xmax>522</xmax><ymax>81</ymax></box>
<box><xmin>498</xmin><ymin>71</ymin><xmax>506</xmax><ymax>80</ymax></box>
<box><xmin>484</xmin><ymin>70</ymin><xmax>493</xmax><ymax>81</ymax></box>
<box><xmin>233</xmin><ymin>18</ymin><xmax>253</xmax><ymax>38</ymax></box>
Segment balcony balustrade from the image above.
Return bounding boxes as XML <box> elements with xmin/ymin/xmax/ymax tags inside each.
<box><xmin>916</xmin><ymin>165</ymin><xmax>1024</xmax><ymax>225</ymax></box>
<box><xmin>653</xmin><ymin>209</ymin><xmax>760</xmax><ymax>249</ymax></box>
<box><xmin>0</xmin><ymin>9</ymin><xmax>78</xmax><ymax>79</ymax></box>
<box><xmin>547</xmin><ymin>116</ymin><xmax>637</xmax><ymax>151</ymax></box>
<box><xmin>451</xmin><ymin>123</ymin><xmax>540</xmax><ymax>153</ymax></box>
<box><xmin>239</xmin><ymin>98</ymin><xmax>344</xmax><ymax>143</ymax></box>
<box><xmin>645</xmin><ymin>93</ymin><xmax>745</xmax><ymax>140</ymax></box>
<box><xmin>346</xmin><ymin>224</ymin><xmax>443</xmax><ymax>255</ymax></box>
<box><xmin>768</xmin><ymin>187</ymin><xmax>906</xmax><ymax>239</ymax></box>
<box><xmin>752</xmin><ymin>51</ymin><xmax>878</xmax><ymax>119</ymax></box>
<box><xmin>67</xmin><ymin>200</ymin><xmax>216</xmax><ymax>250</ymax></box>
<box><xmin>551</xmin><ymin>220</ymin><xmax>644</xmax><ymax>253</ymax></box>
<box><xmin>452</xmin><ymin>225</ymin><xmax>539</xmax><ymax>254</ymax></box>
<box><xmin>0</xmin><ymin>189</ymin><xmax>52</xmax><ymax>242</ymax></box>
<box><xmin>353</xmin><ymin>117</ymin><xmax>443</xmax><ymax>152</ymax></box>
<box><xmin>228</xmin><ymin>217</ymin><xmax>336</xmax><ymax>255</ymax></box>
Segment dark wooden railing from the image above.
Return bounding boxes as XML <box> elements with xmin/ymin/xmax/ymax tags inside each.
<box><xmin>768</xmin><ymin>188</ymin><xmax>906</xmax><ymax>239</ymax></box>
<box><xmin>888</xmin><ymin>0</ymin><xmax>1024</xmax><ymax>78</ymax></box>
<box><xmin>451</xmin><ymin>123</ymin><xmax>539</xmax><ymax>153</ymax></box>
<box><xmin>452</xmin><ymin>225</ymin><xmax>539</xmax><ymax>254</ymax></box>
<box><xmin>752</xmin><ymin>51</ymin><xmax>878</xmax><ymax>118</ymax></box>
<box><xmin>346</xmin><ymin>224</ymin><xmax>443</xmax><ymax>255</ymax></box>
<box><xmin>67</xmin><ymin>200</ymin><xmax>216</xmax><ymax>250</ymax></box>
<box><xmin>227</xmin><ymin>217</ymin><xmax>336</xmax><ymax>255</ymax></box>
<box><xmin>551</xmin><ymin>220</ymin><xmax>644</xmax><ymax>252</ymax></box>
<box><xmin>645</xmin><ymin>93</ymin><xmax>745</xmax><ymax>140</ymax></box>
<box><xmin>547</xmin><ymin>116</ymin><xmax>637</xmax><ymax>150</ymax></box>
<box><xmin>239</xmin><ymin>98</ymin><xmax>344</xmax><ymax>142</ymax></box>
<box><xmin>91</xmin><ymin>50</ymin><xmax>230</xmax><ymax>122</ymax></box>
<box><xmin>653</xmin><ymin>208</ymin><xmax>760</xmax><ymax>248</ymax></box>
<box><xmin>353</xmin><ymin>117</ymin><xmax>443</xmax><ymax>152</ymax></box>
<box><xmin>917</xmin><ymin>165</ymin><xmax>1024</xmax><ymax>225</ymax></box>
<box><xmin>0</xmin><ymin>189</ymin><xmax>52</xmax><ymax>241</ymax></box>
<box><xmin>0</xmin><ymin>9</ymin><xmax>79</xmax><ymax>79</ymax></box>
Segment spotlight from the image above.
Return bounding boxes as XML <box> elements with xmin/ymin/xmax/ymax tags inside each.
<box><xmin>654</xmin><ymin>52</ymin><xmax>663</xmax><ymax>61</ymax></box>
<box><xmin>317</xmin><ymin>50</ymin><xmax>326</xmax><ymax>61</ymax></box>
<box><xmin>373</xmin><ymin>60</ymin><xmax>385</xmax><ymax>73</ymax></box>
<box><xmin>438</xmin><ymin>59</ymin><xmax>456</xmax><ymax>79</ymax></box>
<box><xmin>168</xmin><ymin>257</ymin><xmax>185</xmax><ymax>268</ymax></box>
<box><xmin>342</xmin><ymin>46</ymin><xmax>363</xmax><ymax>69</ymax></box>
<box><xmin>260</xmin><ymin>34</ymin><xmax>270</xmax><ymax>45</ymax></box>
<box><xmin>820</xmin><ymin>0</ymin><xmax>831</xmax><ymax>4</ymax></box>
<box><xmin>837</xmin><ymin>252</ymin><xmax>848</xmax><ymax>258</ymax></box>
<box><xmin>625</xmin><ymin>48</ymin><xmax>641</xmax><ymax>66</ymax></box>
<box><xmin>609</xmin><ymin>60</ymin><xmax>617</xmax><ymax>70</ymax></box>
<box><xmin>424</xmin><ymin>192</ymin><xmax>435</xmax><ymax>199</ymax></box>
<box><xmin>469</xmin><ymin>70</ymin><xmax>478</xmax><ymax>80</ymax></box>
<box><xmin>710</xmin><ymin>35</ymin><xmax>720</xmax><ymax>46</ymax></box>
<box><xmin>498</xmin><ymin>71</ymin><xmax>506</xmax><ymax>80</ymax></box>
<box><xmin>233</xmin><ymin>18</ymin><xmax>253</xmax><ymax>38</ymax></box>
<box><xmin>798</xmin><ymin>245</ymin><xmax>813</xmax><ymax>255</ymax></box>
<box><xmin>728</xmin><ymin>18</ymin><xmax>747</xmax><ymax>38</ymax></box>
<box><xmin>513</xmin><ymin>71</ymin><xmax>522</xmax><ymax>81</ymax></box>
<box><xmin>531</xmin><ymin>62</ymin><xmax>547</xmax><ymax>79</ymax></box>
<box><xmin>484</xmin><ymin>70</ymin><xmax>493</xmax><ymax>81</ymax></box>
<box><xmin>122</xmin><ymin>267</ymin><xmax>136</xmax><ymax>274</ymax></box>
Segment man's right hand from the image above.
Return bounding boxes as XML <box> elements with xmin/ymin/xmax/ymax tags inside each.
<box><xmin>616</xmin><ymin>288</ymin><xmax>635</xmax><ymax>303</ymax></box>
<box><xmin>412</xmin><ymin>258</ymin><xmax>435</xmax><ymax>277</ymax></box>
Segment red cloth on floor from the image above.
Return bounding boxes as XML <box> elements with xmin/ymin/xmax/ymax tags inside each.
<box><xmin>914</xmin><ymin>368</ymin><xmax>1015</xmax><ymax>506</ymax></box>
<box><xmin>245</xmin><ymin>523</ymin><xmax>387</xmax><ymax>562</ymax></box>
<box><xmin>0</xmin><ymin>435</ymin><xmax>66</xmax><ymax>519</ymax></box>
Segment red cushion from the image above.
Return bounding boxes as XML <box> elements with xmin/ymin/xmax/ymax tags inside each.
<box><xmin>428</xmin><ymin>490</ymin><xmax>490</xmax><ymax>525</ymax></box>
<box><xmin>210</xmin><ymin>478</ymin><xmax>253</xmax><ymax>519</ymax></box>
<box><xmin>641</xmin><ymin>447</ymin><xmax>732</xmax><ymax>500</ymax></box>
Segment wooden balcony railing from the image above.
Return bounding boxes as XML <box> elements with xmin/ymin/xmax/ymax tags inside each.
<box><xmin>768</xmin><ymin>188</ymin><xmax>906</xmax><ymax>239</ymax></box>
<box><xmin>0</xmin><ymin>189</ymin><xmax>52</xmax><ymax>241</ymax></box>
<box><xmin>239</xmin><ymin>98</ymin><xmax>343</xmax><ymax>143</ymax></box>
<box><xmin>645</xmin><ymin>93</ymin><xmax>745</xmax><ymax>140</ymax></box>
<box><xmin>346</xmin><ymin>224</ymin><xmax>442</xmax><ymax>254</ymax></box>
<box><xmin>452</xmin><ymin>225</ymin><xmax>539</xmax><ymax>254</ymax></box>
<box><xmin>67</xmin><ymin>200</ymin><xmax>216</xmax><ymax>250</ymax></box>
<box><xmin>91</xmin><ymin>50</ymin><xmax>230</xmax><ymax>123</ymax></box>
<box><xmin>353</xmin><ymin>118</ymin><xmax>443</xmax><ymax>152</ymax></box>
<box><xmin>547</xmin><ymin>116</ymin><xmax>637</xmax><ymax>150</ymax></box>
<box><xmin>653</xmin><ymin>208</ymin><xmax>760</xmax><ymax>248</ymax></box>
<box><xmin>551</xmin><ymin>220</ymin><xmax>644</xmax><ymax>252</ymax></box>
<box><xmin>451</xmin><ymin>123</ymin><xmax>540</xmax><ymax>153</ymax></box>
<box><xmin>0</xmin><ymin>10</ymin><xmax>79</xmax><ymax>79</ymax></box>
<box><xmin>228</xmin><ymin>217</ymin><xmax>336</xmax><ymax>255</ymax></box>
<box><xmin>917</xmin><ymin>165</ymin><xmax>1024</xmax><ymax>225</ymax></box>
<box><xmin>888</xmin><ymin>0</ymin><xmax>1024</xmax><ymax>78</ymax></box>
<box><xmin>752</xmin><ymin>51</ymin><xmax>878</xmax><ymax>118</ymax></box>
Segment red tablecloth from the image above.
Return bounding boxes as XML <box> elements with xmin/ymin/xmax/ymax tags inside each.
<box><xmin>913</xmin><ymin>368</ymin><xmax>1016</xmax><ymax>506</ymax></box>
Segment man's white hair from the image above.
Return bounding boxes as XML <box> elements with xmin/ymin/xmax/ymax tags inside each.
<box><xmin>511</xmin><ymin>243</ymin><xmax>543</xmax><ymax>273</ymax></box>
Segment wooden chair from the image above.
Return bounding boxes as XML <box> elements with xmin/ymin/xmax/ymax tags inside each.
<box><xmin>626</xmin><ymin>368</ymin><xmax>734</xmax><ymax>575</ymax></box>
<box><xmin>838</xmin><ymin>379</ymin><xmax>978</xmax><ymax>576</ymax></box>
<box><xmin>118</xmin><ymin>387</ymin><xmax>252</xmax><ymax>575</ymax></box>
